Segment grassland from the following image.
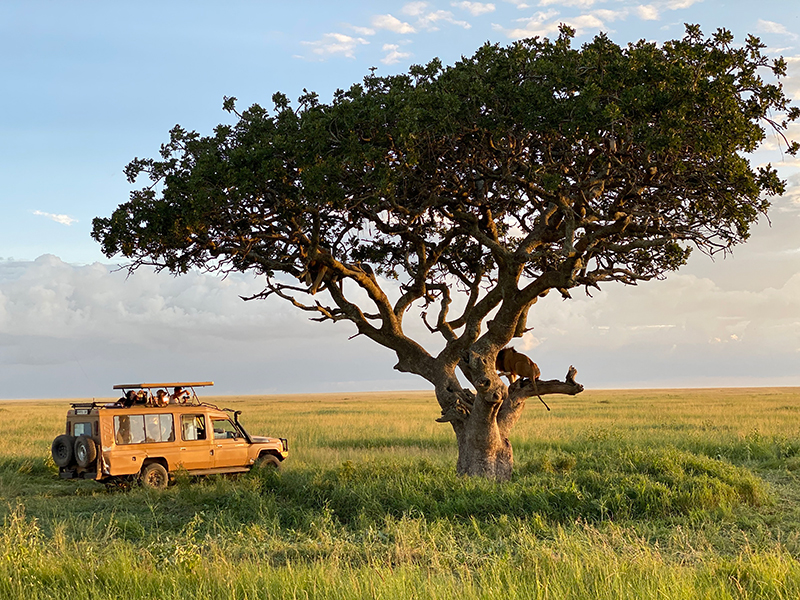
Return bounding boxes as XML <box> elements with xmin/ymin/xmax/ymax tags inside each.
<box><xmin>2</xmin><ymin>388</ymin><xmax>800</xmax><ymax>599</ymax></box>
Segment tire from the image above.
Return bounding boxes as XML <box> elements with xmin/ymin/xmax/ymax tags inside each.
<box><xmin>51</xmin><ymin>434</ymin><xmax>75</xmax><ymax>468</ymax></box>
<box><xmin>140</xmin><ymin>462</ymin><xmax>169</xmax><ymax>490</ymax></box>
<box><xmin>255</xmin><ymin>454</ymin><xmax>281</xmax><ymax>471</ymax></box>
<box><xmin>74</xmin><ymin>436</ymin><xmax>97</xmax><ymax>468</ymax></box>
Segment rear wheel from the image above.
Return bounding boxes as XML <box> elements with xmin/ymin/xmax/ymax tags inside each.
<box><xmin>140</xmin><ymin>463</ymin><xmax>169</xmax><ymax>490</ymax></box>
<box><xmin>51</xmin><ymin>434</ymin><xmax>75</xmax><ymax>467</ymax></box>
<box><xmin>74</xmin><ymin>436</ymin><xmax>97</xmax><ymax>468</ymax></box>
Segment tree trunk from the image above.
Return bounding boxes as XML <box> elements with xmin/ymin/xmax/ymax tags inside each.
<box><xmin>455</xmin><ymin>405</ymin><xmax>513</xmax><ymax>479</ymax></box>
<box><xmin>436</xmin><ymin>367</ymin><xmax>584</xmax><ymax>480</ymax></box>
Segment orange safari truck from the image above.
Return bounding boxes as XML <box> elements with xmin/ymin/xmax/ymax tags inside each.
<box><xmin>50</xmin><ymin>382</ymin><xmax>288</xmax><ymax>488</ymax></box>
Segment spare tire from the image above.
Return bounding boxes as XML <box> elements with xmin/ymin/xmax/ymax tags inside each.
<box><xmin>74</xmin><ymin>435</ymin><xmax>97</xmax><ymax>468</ymax></box>
<box><xmin>51</xmin><ymin>434</ymin><xmax>75</xmax><ymax>467</ymax></box>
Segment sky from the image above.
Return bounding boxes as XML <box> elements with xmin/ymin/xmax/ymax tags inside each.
<box><xmin>1</xmin><ymin>0</ymin><xmax>799</xmax><ymax>399</ymax></box>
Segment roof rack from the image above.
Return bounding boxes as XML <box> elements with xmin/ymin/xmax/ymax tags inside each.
<box><xmin>70</xmin><ymin>401</ymin><xmax>105</xmax><ymax>410</ymax></box>
<box><xmin>112</xmin><ymin>382</ymin><xmax>214</xmax><ymax>390</ymax></box>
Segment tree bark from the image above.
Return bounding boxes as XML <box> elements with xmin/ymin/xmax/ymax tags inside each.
<box><xmin>437</xmin><ymin>367</ymin><xmax>584</xmax><ymax>480</ymax></box>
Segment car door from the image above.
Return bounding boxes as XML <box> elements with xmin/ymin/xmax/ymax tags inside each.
<box><xmin>210</xmin><ymin>417</ymin><xmax>249</xmax><ymax>468</ymax></box>
<box><xmin>178</xmin><ymin>413</ymin><xmax>213</xmax><ymax>470</ymax></box>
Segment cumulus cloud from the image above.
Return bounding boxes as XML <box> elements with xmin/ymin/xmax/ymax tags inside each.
<box><xmin>523</xmin><ymin>270</ymin><xmax>800</xmax><ymax>387</ymax></box>
<box><xmin>538</xmin><ymin>0</ymin><xmax>596</xmax><ymax>7</ymax></box>
<box><xmin>400</xmin><ymin>4</ymin><xmax>471</xmax><ymax>31</ymax></box>
<box><xmin>592</xmin><ymin>9</ymin><xmax>627</xmax><ymax>22</ymax></box>
<box><xmin>381</xmin><ymin>43</ymin><xmax>412</xmax><ymax>64</ymax></box>
<box><xmin>33</xmin><ymin>210</ymin><xmax>77</xmax><ymax>226</ymax></box>
<box><xmin>635</xmin><ymin>4</ymin><xmax>659</xmax><ymax>20</ymax></box>
<box><xmin>757</xmin><ymin>19</ymin><xmax>799</xmax><ymax>40</ymax></box>
<box><xmin>402</xmin><ymin>1</ymin><xmax>430</xmax><ymax>16</ymax></box>
<box><xmin>662</xmin><ymin>0</ymin><xmax>701</xmax><ymax>8</ymax></box>
<box><xmin>784</xmin><ymin>172</ymin><xmax>800</xmax><ymax>206</ymax></box>
<box><xmin>350</xmin><ymin>25</ymin><xmax>377</xmax><ymax>36</ymax></box>
<box><xmin>499</xmin><ymin>10</ymin><xmax>604</xmax><ymax>39</ymax></box>
<box><xmin>452</xmin><ymin>1</ymin><xmax>496</xmax><ymax>16</ymax></box>
<box><xmin>418</xmin><ymin>10</ymin><xmax>471</xmax><ymax>30</ymax></box>
<box><xmin>371</xmin><ymin>14</ymin><xmax>417</xmax><ymax>34</ymax></box>
<box><xmin>0</xmin><ymin>255</ymin><xmax>419</xmax><ymax>398</ymax></box>
<box><xmin>301</xmin><ymin>33</ymin><xmax>369</xmax><ymax>59</ymax></box>
<box><xmin>2</xmin><ymin>236</ymin><xmax>800</xmax><ymax>397</ymax></box>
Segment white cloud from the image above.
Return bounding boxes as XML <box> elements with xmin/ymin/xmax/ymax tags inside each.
<box><xmin>662</xmin><ymin>0</ymin><xmax>701</xmax><ymax>8</ymax></box>
<box><xmin>415</xmin><ymin>9</ymin><xmax>471</xmax><ymax>31</ymax></box>
<box><xmin>757</xmin><ymin>19</ymin><xmax>799</xmax><ymax>40</ymax></box>
<box><xmin>350</xmin><ymin>25</ymin><xmax>377</xmax><ymax>36</ymax></box>
<box><xmin>784</xmin><ymin>173</ymin><xmax>800</xmax><ymax>206</ymax></box>
<box><xmin>524</xmin><ymin>269</ymin><xmax>800</xmax><ymax>386</ymax></box>
<box><xmin>402</xmin><ymin>1</ymin><xmax>430</xmax><ymax>16</ymax></box>
<box><xmin>539</xmin><ymin>0</ymin><xmax>596</xmax><ymax>7</ymax></box>
<box><xmin>452</xmin><ymin>1</ymin><xmax>496</xmax><ymax>15</ymax></box>
<box><xmin>3</xmin><ymin>228</ymin><xmax>800</xmax><ymax>396</ymax></box>
<box><xmin>504</xmin><ymin>0</ymin><xmax>531</xmax><ymax>9</ymax></box>
<box><xmin>32</xmin><ymin>210</ymin><xmax>77</xmax><ymax>226</ymax></box>
<box><xmin>500</xmin><ymin>11</ymin><xmax>604</xmax><ymax>39</ymax></box>
<box><xmin>301</xmin><ymin>33</ymin><xmax>369</xmax><ymax>59</ymax></box>
<box><xmin>371</xmin><ymin>14</ymin><xmax>417</xmax><ymax>34</ymax></box>
<box><xmin>381</xmin><ymin>43</ymin><xmax>412</xmax><ymax>65</ymax></box>
<box><xmin>0</xmin><ymin>256</ymin><xmax>415</xmax><ymax>398</ymax></box>
<box><xmin>635</xmin><ymin>4</ymin><xmax>659</xmax><ymax>20</ymax></box>
<box><xmin>592</xmin><ymin>9</ymin><xmax>628</xmax><ymax>22</ymax></box>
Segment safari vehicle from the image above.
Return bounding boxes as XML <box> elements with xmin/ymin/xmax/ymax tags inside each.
<box><xmin>50</xmin><ymin>382</ymin><xmax>288</xmax><ymax>489</ymax></box>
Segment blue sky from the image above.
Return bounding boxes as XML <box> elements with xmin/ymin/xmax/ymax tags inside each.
<box><xmin>1</xmin><ymin>1</ymin><xmax>799</xmax><ymax>398</ymax></box>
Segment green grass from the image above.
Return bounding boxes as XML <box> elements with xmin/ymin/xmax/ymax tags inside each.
<box><xmin>2</xmin><ymin>388</ymin><xmax>800</xmax><ymax>598</ymax></box>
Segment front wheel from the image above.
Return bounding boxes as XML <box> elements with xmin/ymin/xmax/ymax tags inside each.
<box><xmin>140</xmin><ymin>463</ymin><xmax>169</xmax><ymax>490</ymax></box>
<box><xmin>254</xmin><ymin>454</ymin><xmax>281</xmax><ymax>471</ymax></box>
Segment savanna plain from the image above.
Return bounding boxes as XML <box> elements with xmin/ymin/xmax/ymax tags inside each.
<box><xmin>2</xmin><ymin>388</ymin><xmax>800</xmax><ymax>599</ymax></box>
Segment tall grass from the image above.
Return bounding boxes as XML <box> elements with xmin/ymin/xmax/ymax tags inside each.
<box><xmin>2</xmin><ymin>388</ymin><xmax>800</xmax><ymax>598</ymax></box>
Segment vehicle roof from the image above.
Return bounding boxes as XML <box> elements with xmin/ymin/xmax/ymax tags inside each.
<box><xmin>112</xmin><ymin>381</ymin><xmax>214</xmax><ymax>390</ymax></box>
<box><xmin>69</xmin><ymin>403</ymin><xmax>231</xmax><ymax>416</ymax></box>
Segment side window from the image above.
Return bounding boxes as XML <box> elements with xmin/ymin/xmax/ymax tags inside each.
<box><xmin>115</xmin><ymin>414</ymin><xmax>174</xmax><ymax>444</ymax></box>
<box><xmin>144</xmin><ymin>414</ymin><xmax>175</xmax><ymax>443</ymax></box>
<box><xmin>114</xmin><ymin>415</ymin><xmax>145</xmax><ymax>445</ymax></box>
<box><xmin>181</xmin><ymin>414</ymin><xmax>207</xmax><ymax>441</ymax></box>
<box><xmin>212</xmin><ymin>419</ymin><xmax>238</xmax><ymax>440</ymax></box>
<box><xmin>74</xmin><ymin>422</ymin><xmax>92</xmax><ymax>437</ymax></box>
<box><xmin>160</xmin><ymin>414</ymin><xmax>175</xmax><ymax>442</ymax></box>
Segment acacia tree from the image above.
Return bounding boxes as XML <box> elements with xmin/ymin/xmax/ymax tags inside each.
<box><xmin>93</xmin><ymin>26</ymin><xmax>798</xmax><ymax>479</ymax></box>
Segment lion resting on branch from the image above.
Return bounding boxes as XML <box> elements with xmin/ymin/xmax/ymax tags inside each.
<box><xmin>496</xmin><ymin>347</ymin><xmax>541</xmax><ymax>384</ymax></box>
<box><xmin>496</xmin><ymin>347</ymin><xmax>549</xmax><ymax>411</ymax></box>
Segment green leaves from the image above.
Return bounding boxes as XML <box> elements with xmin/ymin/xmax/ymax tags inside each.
<box><xmin>93</xmin><ymin>25</ymin><xmax>798</xmax><ymax>344</ymax></box>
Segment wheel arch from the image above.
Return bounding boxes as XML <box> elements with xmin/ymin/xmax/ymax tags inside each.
<box><xmin>141</xmin><ymin>456</ymin><xmax>169</xmax><ymax>473</ymax></box>
<box><xmin>258</xmin><ymin>449</ymin><xmax>284</xmax><ymax>461</ymax></box>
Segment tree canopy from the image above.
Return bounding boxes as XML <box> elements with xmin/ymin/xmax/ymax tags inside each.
<box><xmin>93</xmin><ymin>26</ymin><xmax>798</xmax><ymax>478</ymax></box>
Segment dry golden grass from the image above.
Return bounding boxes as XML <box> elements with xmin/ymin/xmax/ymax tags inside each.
<box><xmin>2</xmin><ymin>387</ymin><xmax>800</xmax><ymax>599</ymax></box>
<box><xmin>5</xmin><ymin>386</ymin><xmax>799</xmax><ymax>471</ymax></box>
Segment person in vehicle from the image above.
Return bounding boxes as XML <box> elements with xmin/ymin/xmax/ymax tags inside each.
<box><xmin>155</xmin><ymin>389</ymin><xmax>169</xmax><ymax>406</ymax></box>
<box><xmin>115</xmin><ymin>415</ymin><xmax>131</xmax><ymax>444</ymax></box>
<box><xmin>170</xmin><ymin>386</ymin><xmax>190</xmax><ymax>404</ymax></box>
<box><xmin>123</xmin><ymin>390</ymin><xmax>138</xmax><ymax>408</ymax></box>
